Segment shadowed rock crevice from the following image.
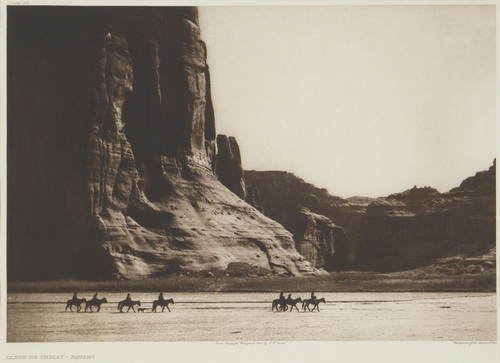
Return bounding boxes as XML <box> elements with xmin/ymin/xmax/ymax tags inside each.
<box><xmin>216</xmin><ymin>135</ymin><xmax>246</xmax><ymax>199</ymax></box>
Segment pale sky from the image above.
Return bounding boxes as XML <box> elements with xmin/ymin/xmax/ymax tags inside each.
<box><xmin>199</xmin><ymin>5</ymin><xmax>496</xmax><ymax>198</ymax></box>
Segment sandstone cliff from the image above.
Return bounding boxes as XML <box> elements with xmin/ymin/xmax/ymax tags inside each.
<box><xmin>293</xmin><ymin>208</ymin><xmax>349</xmax><ymax>271</ymax></box>
<box><xmin>215</xmin><ymin>135</ymin><xmax>246</xmax><ymax>199</ymax></box>
<box><xmin>244</xmin><ymin>162</ymin><xmax>495</xmax><ymax>273</ymax></box>
<box><xmin>354</xmin><ymin>161</ymin><xmax>496</xmax><ymax>272</ymax></box>
<box><xmin>7</xmin><ymin>7</ymin><xmax>314</xmax><ymax>279</ymax></box>
<box><xmin>244</xmin><ymin>171</ymin><xmax>351</xmax><ymax>270</ymax></box>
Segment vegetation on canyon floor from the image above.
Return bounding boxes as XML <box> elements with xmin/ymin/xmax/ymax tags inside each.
<box><xmin>8</xmin><ymin>270</ymin><xmax>495</xmax><ymax>294</ymax></box>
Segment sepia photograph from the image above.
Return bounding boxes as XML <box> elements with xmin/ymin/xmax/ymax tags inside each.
<box><xmin>1</xmin><ymin>1</ymin><xmax>497</xmax><ymax>362</ymax></box>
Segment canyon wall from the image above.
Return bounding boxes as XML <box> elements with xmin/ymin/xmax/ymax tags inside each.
<box><xmin>244</xmin><ymin>171</ymin><xmax>351</xmax><ymax>271</ymax></box>
<box><xmin>245</xmin><ymin>161</ymin><xmax>495</xmax><ymax>272</ymax></box>
<box><xmin>354</xmin><ymin>161</ymin><xmax>496</xmax><ymax>272</ymax></box>
<box><xmin>7</xmin><ymin>6</ymin><xmax>315</xmax><ymax>280</ymax></box>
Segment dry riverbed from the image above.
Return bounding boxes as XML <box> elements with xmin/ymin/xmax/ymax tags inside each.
<box><xmin>7</xmin><ymin>292</ymin><xmax>496</xmax><ymax>342</ymax></box>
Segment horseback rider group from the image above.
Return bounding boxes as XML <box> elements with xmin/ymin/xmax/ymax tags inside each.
<box><xmin>278</xmin><ymin>291</ymin><xmax>316</xmax><ymax>304</ymax></box>
<box><xmin>70</xmin><ymin>292</ymin><xmax>164</xmax><ymax>303</ymax></box>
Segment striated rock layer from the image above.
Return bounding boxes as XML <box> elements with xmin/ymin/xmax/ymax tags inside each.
<box><xmin>244</xmin><ymin>162</ymin><xmax>495</xmax><ymax>273</ymax></box>
<box><xmin>293</xmin><ymin>208</ymin><xmax>349</xmax><ymax>271</ymax></box>
<box><xmin>7</xmin><ymin>7</ymin><xmax>314</xmax><ymax>279</ymax></box>
<box><xmin>355</xmin><ymin>161</ymin><xmax>496</xmax><ymax>272</ymax></box>
<box><xmin>244</xmin><ymin>171</ymin><xmax>350</xmax><ymax>270</ymax></box>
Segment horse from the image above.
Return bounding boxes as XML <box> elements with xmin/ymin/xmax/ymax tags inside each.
<box><xmin>271</xmin><ymin>299</ymin><xmax>282</xmax><ymax>311</ymax></box>
<box><xmin>284</xmin><ymin>297</ymin><xmax>302</xmax><ymax>312</ymax></box>
<box><xmin>65</xmin><ymin>298</ymin><xmax>86</xmax><ymax>312</ymax></box>
<box><xmin>85</xmin><ymin>297</ymin><xmax>108</xmax><ymax>312</ymax></box>
<box><xmin>152</xmin><ymin>298</ymin><xmax>174</xmax><ymax>312</ymax></box>
<box><xmin>117</xmin><ymin>299</ymin><xmax>141</xmax><ymax>313</ymax></box>
<box><xmin>271</xmin><ymin>298</ymin><xmax>288</xmax><ymax>312</ymax></box>
<box><xmin>309</xmin><ymin>297</ymin><xmax>326</xmax><ymax>311</ymax></box>
<box><xmin>303</xmin><ymin>297</ymin><xmax>326</xmax><ymax>312</ymax></box>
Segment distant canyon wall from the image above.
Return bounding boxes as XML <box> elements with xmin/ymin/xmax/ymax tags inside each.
<box><xmin>354</xmin><ymin>161</ymin><xmax>496</xmax><ymax>272</ymax></box>
<box><xmin>244</xmin><ymin>161</ymin><xmax>495</xmax><ymax>272</ymax></box>
<box><xmin>244</xmin><ymin>171</ymin><xmax>351</xmax><ymax>271</ymax></box>
<box><xmin>7</xmin><ymin>6</ymin><xmax>315</xmax><ymax>280</ymax></box>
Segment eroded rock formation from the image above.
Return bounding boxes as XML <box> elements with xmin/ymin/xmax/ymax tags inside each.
<box><xmin>216</xmin><ymin>135</ymin><xmax>246</xmax><ymax>199</ymax></box>
<box><xmin>354</xmin><ymin>161</ymin><xmax>496</xmax><ymax>272</ymax></box>
<box><xmin>7</xmin><ymin>6</ymin><xmax>314</xmax><ymax>279</ymax></box>
<box><xmin>244</xmin><ymin>171</ymin><xmax>351</xmax><ymax>270</ymax></box>
<box><xmin>244</xmin><ymin>162</ymin><xmax>495</xmax><ymax>273</ymax></box>
<box><xmin>293</xmin><ymin>208</ymin><xmax>349</xmax><ymax>271</ymax></box>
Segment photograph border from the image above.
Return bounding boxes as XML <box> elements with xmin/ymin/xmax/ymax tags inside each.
<box><xmin>0</xmin><ymin>0</ymin><xmax>498</xmax><ymax>362</ymax></box>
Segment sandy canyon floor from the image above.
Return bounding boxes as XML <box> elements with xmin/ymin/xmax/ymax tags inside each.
<box><xmin>7</xmin><ymin>292</ymin><xmax>496</xmax><ymax>342</ymax></box>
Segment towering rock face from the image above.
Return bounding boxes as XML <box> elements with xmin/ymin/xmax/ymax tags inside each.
<box><xmin>354</xmin><ymin>162</ymin><xmax>496</xmax><ymax>272</ymax></box>
<box><xmin>216</xmin><ymin>135</ymin><xmax>246</xmax><ymax>199</ymax></box>
<box><xmin>246</xmin><ymin>185</ymin><xmax>264</xmax><ymax>213</ymax></box>
<box><xmin>293</xmin><ymin>208</ymin><xmax>349</xmax><ymax>271</ymax></box>
<box><xmin>244</xmin><ymin>171</ymin><xmax>346</xmax><ymax>225</ymax></box>
<box><xmin>7</xmin><ymin>6</ymin><xmax>314</xmax><ymax>279</ymax></box>
<box><xmin>244</xmin><ymin>171</ymin><xmax>350</xmax><ymax>271</ymax></box>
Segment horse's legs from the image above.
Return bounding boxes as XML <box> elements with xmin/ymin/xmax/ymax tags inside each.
<box><xmin>166</xmin><ymin>305</ymin><xmax>171</xmax><ymax>312</ymax></box>
<box><xmin>132</xmin><ymin>306</ymin><xmax>136</xmax><ymax>313</ymax></box>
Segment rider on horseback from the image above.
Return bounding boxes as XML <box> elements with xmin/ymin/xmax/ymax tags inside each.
<box><xmin>158</xmin><ymin>292</ymin><xmax>165</xmax><ymax>303</ymax></box>
<box><xmin>72</xmin><ymin>293</ymin><xmax>78</xmax><ymax>301</ymax></box>
<box><xmin>310</xmin><ymin>291</ymin><xmax>317</xmax><ymax>305</ymax></box>
<box><xmin>125</xmin><ymin>293</ymin><xmax>131</xmax><ymax>302</ymax></box>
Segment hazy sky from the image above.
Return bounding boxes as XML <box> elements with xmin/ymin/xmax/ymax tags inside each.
<box><xmin>199</xmin><ymin>5</ymin><xmax>495</xmax><ymax>198</ymax></box>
